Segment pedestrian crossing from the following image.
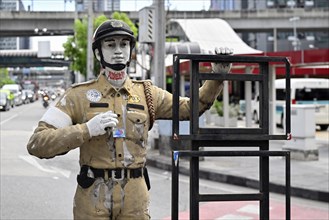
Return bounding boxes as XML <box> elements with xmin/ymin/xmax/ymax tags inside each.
<box><xmin>163</xmin><ymin>200</ymin><xmax>329</xmax><ymax>220</ymax></box>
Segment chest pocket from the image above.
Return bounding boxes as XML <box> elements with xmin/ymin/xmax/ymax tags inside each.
<box><xmin>86</xmin><ymin>112</ymin><xmax>97</xmax><ymax>121</ymax></box>
<box><xmin>85</xmin><ymin>109</ymin><xmax>109</xmax><ymax>123</ymax></box>
<box><xmin>126</xmin><ymin>111</ymin><xmax>148</xmax><ymax>141</ymax></box>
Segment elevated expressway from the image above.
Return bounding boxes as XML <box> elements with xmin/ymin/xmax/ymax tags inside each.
<box><xmin>1</xmin><ymin>8</ymin><xmax>328</xmax><ymax>37</ymax></box>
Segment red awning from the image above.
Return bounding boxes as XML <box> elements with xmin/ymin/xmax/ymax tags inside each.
<box><xmin>166</xmin><ymin>49</ymin><xmax>329</xmax><ymax>78</ymax></box>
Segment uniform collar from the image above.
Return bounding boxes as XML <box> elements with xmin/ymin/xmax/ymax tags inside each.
<box><xmin>97</xmin><ymin>72</ymin><xmax>133</xmax><ymax>96</ymax></box>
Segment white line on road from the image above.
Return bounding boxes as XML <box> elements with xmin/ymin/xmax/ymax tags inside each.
<box><xmin>19</xmin><ymin>155</ymin><xmax>71</xmax><ymax>178</ymax></box>
<box><xmin>149</xmin><ymin>169</ymin><xmax>245</xmax><ymax>193</ymax></box>
<box><xmin>0</xmin><ymin>114</ymin><xmax>18</xmax><ymax>125</ymax></box>
<box><xmin>1</xmin><ymin>103</ymin><xmax>40</xmax><ymax>126</ymax></box>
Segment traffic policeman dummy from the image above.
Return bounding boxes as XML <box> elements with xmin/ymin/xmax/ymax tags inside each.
<box><xmin>27</xmin><ymin>19</ymin><xmax>232</xmax><ymax>220</ymax></box>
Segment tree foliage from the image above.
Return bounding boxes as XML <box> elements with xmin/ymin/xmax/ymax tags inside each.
<box><xmin>0</xmin><ymin>68</ymin><xmax>15</xmax><ymax>88</ymax></box>
<box><xmin>63</xmin><ymin>13</ymin><xmax>137</xmax><ymax>80</ymax></box>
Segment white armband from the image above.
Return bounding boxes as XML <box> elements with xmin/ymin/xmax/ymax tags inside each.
<box><xmin>40</xmin><ymin>107</ymin><xmax>73</xmax><ymax>128</ymax></box>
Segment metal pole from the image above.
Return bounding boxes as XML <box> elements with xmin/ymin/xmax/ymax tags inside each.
<box><xmin>273</xmin><ymin>28</ymin><xmax>277</xmax><ymax>52</ymax></box>
<box><xmin>289</xmin><ymin>17</ymin><xmax>300</xmax><ymax>51</ymax></box>
<box><xmin>171</xmin><ymin>151</ymin><xmax>179</xmax><ymax>220</ymax></box>
<box><xmin>245</xmin><ymin>66</ymin><xmax>252</xmax><ymax>127</ymax></box>
<box><xmin>259</xmin><ymin>142</ymin><xmax>270</xmax><ymax>219</ymax></box>
<box><xmin>286</xmin><ymin>152</ymin><xmax>291</xmax><ymax>220</ymax></box>
<box><xmin>190</xmin><ymin>143</ymin><xmax>199</xmax><ymax>220</ymax></box>
<box><xmin>293</xmin><ymin>21</ymin><xmax>297</xmax><ymax>50</ymax></box>
<box><xmin>153</xmin><ymin>0</ymin><xmax>166</xmax><ymax>89</ymax></box>
<box><xmin>269</xmin><ymin>65</ymin><xmax>276</xmax><ymax>134</ymax></box>
<box><xmin>180</xmin><ymin>75</ymin><xmax>185</xmax><ymax>97</ymax></box>
<box><xmin>223</xmin><ymin>81</ymin><xmax>229</xmax><ymax>126</ymax></box>
<box><xmin>87</xmin><ymin>0</ymin><xmax>94</xmax><ymax>81</ymax></box>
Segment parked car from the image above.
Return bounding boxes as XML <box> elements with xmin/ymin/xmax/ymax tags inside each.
<box><xmin>0</xmin><ymin>91</ymin><xmax>11</xmax><ymax>111</ymax></box>
<box><xmin>0</xmin><ymin>89</ymin><xmax>15</xmax><ymax>108</ymax></box>
<box><xmin>1</xmin><ymin>84</ymin><xmax>23</xmax><ymax>106</ymax></box>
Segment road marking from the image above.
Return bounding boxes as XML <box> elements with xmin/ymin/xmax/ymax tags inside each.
<box><xmin>216</xmin><ymin>214</ymin><xmax>253</xmax><ymax>220</ymax></box>
<box><xmin>0</xmin><ymin>114</ymin><xmax>18</xmax><ymax>125</ymax></box>
<box><xmin>19</xmin><ymin>155</ymin><xmax>71</xmax><ymax>178</ymax></box>
<box><xmin>1</xmin><ymin>104</ymin><xmax>39</xmax><ymax>126</ymax></box>
<box><xmin>149</xmin><ymin>170</ymin><xmax>227</xmax><ymax>191</ymax></box>
<box><xmin>237</xmin><ymin>204</ymin><xmax>260</xmax><ymax>215</ymax></box>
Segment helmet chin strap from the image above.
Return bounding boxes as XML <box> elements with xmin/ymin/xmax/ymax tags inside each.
<box><xmin>99</xmin><ymin>48</ymin><xmax>130</xmax><ymax>71</ymax></box>
<box><xmin>98</xmin><ymin>47</ymin><xmax>130</xmax><ymax>87</ymax></box>
<box><xmin>101</xmin><ymin>59</ymin><xmax>127</xmax><ymax>71</ymax></box>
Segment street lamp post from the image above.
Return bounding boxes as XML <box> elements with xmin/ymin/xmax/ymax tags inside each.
<box><xmin>87</xmin><ymin>0</ymin><xmax>94</xmax><ymax>81</ymax></box>
<box><xmin>289</xmin><ymin>16</ymin><xmax>300</xmax><ymax>51</ymax></box>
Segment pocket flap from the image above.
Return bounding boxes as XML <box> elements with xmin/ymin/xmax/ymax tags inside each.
<box><xmin>127</xmin><ymin>112</ymin><xmax>147</xmax><ymax>124</ymax></box>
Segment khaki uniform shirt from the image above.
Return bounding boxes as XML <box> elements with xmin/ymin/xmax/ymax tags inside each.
<box><xmin>27</xmin><ymin>73</ymin><xmax>222</xmax><ymax>169</ymax></box>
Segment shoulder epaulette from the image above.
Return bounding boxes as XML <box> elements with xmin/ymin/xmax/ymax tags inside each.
<box><xmin>71</xmin><ymin>79</ymin><xmax>96</xmax><ymax>88</ymax></box>
<box><xmin>132</xmin><ymin>79</ymin><xmax>153</xmax><ymax>85</ymax></box>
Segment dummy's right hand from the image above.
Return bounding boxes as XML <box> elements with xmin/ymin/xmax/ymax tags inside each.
<box><xmin>86</xmin><ymin>111</ymin><xmax>118</xmax><ymax>137</ymax></box>
<box><xmin>211</xmin><ymin>47</ymin><xmax>233</xmax><ymax>74</ymax></box>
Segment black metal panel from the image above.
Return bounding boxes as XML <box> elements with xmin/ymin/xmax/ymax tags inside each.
<box><xmin>286</xmin><ymin>152</ymin><xmax>291</xmax><ymax>220</ymax></box>
<box><xmin>190</xmin><ymin>142</ymin><xmax>200</xmax><ymax>220</ymax></box>
<box><xmin>199</xmin><ymin>128</ymin><xmax>263</xmax><ymax>134</ymax></box>
<box><xmin>260</xmin><ymin>143</ymin><xmax>270</xmax><ymax>219</ymax></box>
<box><xmin>191</xmin><ymin>60</ymin><xmax>200</xmax><ymax>135</ymax></box>
<box><xmin>260</xmin><ymin>62</ymin><xmax>270</xmax><ymax>134</ymax></box>
<box><xmin>174</xmin><ymin>54</ymin><xmax>288</xmax><ymax>63</ymax></box>
<box><xmin>177</xmin><ymin>150</ymin><xmax>290</xmax><ymax>157</ymax></box>
<box><xmin>285</xmin><ymin>59</ymin><xmax>292</xmax><ymax>135</ymax></box>
<box><xmin>199</xmin><ymin>73</ymin><xmax>263</xmax><ymax>81</ymax></box>
<box><xmin>177</xmin><ymin>134</ymin><xmax>288</xmax><ymax>141</ymax></box>
<box><xmin>199</xmin><ymin>193</ymin><xmax>263</xmax><ymax>202</ymax></box>
<box><xmin>171</xmin><ymin>151</ymin><xmax>180</xmax><ymax>220</ymax></box>
<box><xmin>172</xmin><ymin>55</ymin><xmax>180</xmax><ymax>136</ymax></box>
<box><xmin>171</xmin><ymin>53</ymin><xmax>291</xmax><ymax>140</ymax></box>
<box><xmin>171</xmin><ymin>53</ymin><xmax>291</xmax><ymax>220</ymax></box>
<box><xmin>171</xmin><ymin>150</ymin><xmax>291</xmax><ymax>220</ymax></box>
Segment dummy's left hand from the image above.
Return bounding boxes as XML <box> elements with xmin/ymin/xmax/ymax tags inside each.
<box><xmin>211</xmin><ymin>47</ymin><xmax>233</xmax><ymax>74</ymax></box>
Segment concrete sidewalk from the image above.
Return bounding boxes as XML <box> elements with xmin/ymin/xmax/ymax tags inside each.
<box><xmin>147</xmin><ymin>137</ymin><xmax>329</xmax><ymax>202</ymax></box>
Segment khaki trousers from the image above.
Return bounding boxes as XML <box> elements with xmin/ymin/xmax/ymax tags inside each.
<box><xmin>73</xmin><ymin>177</ymin><xmax>150</xmax><ymax>220</ymax></box>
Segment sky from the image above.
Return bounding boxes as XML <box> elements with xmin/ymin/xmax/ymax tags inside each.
<box><xmin>22</xmin><ymin>0</ymin><xmax>210</xmax><ymax>50</ymax></box>
<box><xmin>22</xmin><ymin>0</ymin><xmax>210</xmax><ymax>12</ymax></box>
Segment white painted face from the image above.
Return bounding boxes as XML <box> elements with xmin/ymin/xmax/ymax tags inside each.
<box><xmin>100</xmin><ymin>36</ymin><xmax>131</xmax><ymax>87</ymax></box>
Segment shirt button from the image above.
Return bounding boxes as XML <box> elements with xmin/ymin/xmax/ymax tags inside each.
<box><xmin>117</xmin><ymin>93</ymin><xmax>121</xmax><ymax>97</ymax></box>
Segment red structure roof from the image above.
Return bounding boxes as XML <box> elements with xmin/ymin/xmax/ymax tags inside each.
<box><xmin>166</xmin><ymin>49</ymin><xmax>329</xmax><ymax>78</ymax></box>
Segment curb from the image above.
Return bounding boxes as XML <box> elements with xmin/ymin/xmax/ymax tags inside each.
<box><xmin>147</xmin><ymin>156</ymin><xmax>329</xmax><ymax>203</ymax></box>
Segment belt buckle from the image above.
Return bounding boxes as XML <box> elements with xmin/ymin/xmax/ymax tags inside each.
<box><xmin>112</xmin><ymin>169</ymin><xmax>124</xmax><ymax>181</ymax></box>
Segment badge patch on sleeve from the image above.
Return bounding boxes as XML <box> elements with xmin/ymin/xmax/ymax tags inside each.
<box><xmin>86</xmin><ymin>89</ymin><xmax>102</xmax><ymax>102</ymax></box>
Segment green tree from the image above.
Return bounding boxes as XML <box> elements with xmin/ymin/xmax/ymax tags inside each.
<box><xmin>63</xmin><ymin>13</ymin><xmax>137</xmax><ymax>80</ymax></box>
<box><xmin>0</xmin><ymin>68</ymin><xmax>15</xmax><ymax>88</ymax></box>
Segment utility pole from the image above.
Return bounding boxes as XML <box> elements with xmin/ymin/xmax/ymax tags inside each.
<box><xmin>87</xmin><ymin>0</ymin><xmax>94</xmax><ymax>80</ymax></box>
<box><xmin>153</xmin><ymin>0</ymin><xmax>166</xmax><ymax>89</ymax></box>
<box><xmin>289</xmin><ymin>16</ymin><xmax>300</xmax><ymax>51</ymax></box>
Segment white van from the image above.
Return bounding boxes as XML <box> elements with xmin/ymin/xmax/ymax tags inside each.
<box><xmin>252</xmin><ymin>78</ymin><xmax>329</xmax><ymax>130</ymax></box>
<box><xmin>1</xmin><ymin>84</ymin><xmax>23</xmax><ymax>106</ymax></box>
